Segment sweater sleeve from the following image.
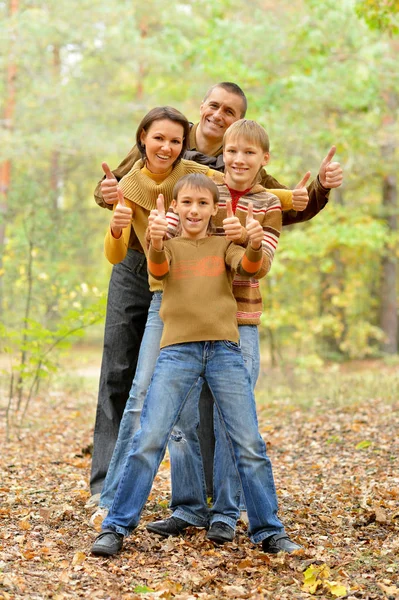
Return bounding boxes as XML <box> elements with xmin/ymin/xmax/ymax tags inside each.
<box><xmin>148</xmin><ymin>245</ymin><xmax>170</xmax><ymax>280</ymax></box>
<box><xmin>259</xmin><ymin>170</ymin><xmax>330</xmax><ymax>226</ymax></box>
<box><xmin>165</xmin><ymin>206</ymin><xmax>180</xmax><ymax>239</ymax></box>
<box><xmin>94</xmin><ymin>145</ymin><xmax>142</xmax><ymax>209</ymax></box>
<box><xmin>225</xmin><ymin>243</ymin><xmax>265</xmax><ymax>279</ymax></box>
<box><xmin>266</xmin><ymin>188</ymin><xmax>293</xmax><ymax>211</ymax></box>
<box><xmin>104</xmin><ymin>225</ymin><xmax>130</xmax><ymax>264</ymax></box>
<box><xmin>257</xmin><ymin>193</ymin><xmax>282</xmax><ymax>277</ymax></box>
<box><xmin>283</xmin><ymin>176</ymin><xmax>330</xmax><ymax>225</ymax></box>
<box><xmin>103</xmin><ymin>199</ymin><xmax>134</xmax><ymax>264</ymax></box>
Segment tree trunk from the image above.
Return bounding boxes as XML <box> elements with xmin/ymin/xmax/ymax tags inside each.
<box><xmin>50</xmin><ymin>46</ymin><xmax>62</xmax><ymax>211</ymax></box>
<box><xmin>0</xmin><ymin>0</ymin><xmax>19</xmax><ymax>307</ymax></box>
<box><xmin>379</xmin><ymin>83</ymin><xmax>398</xmax><ymax>355</ymax></box>
<box><xmin>380</xmin><ymin>172</ymin><xmax>398</xmax><ymax>354</ymax></box>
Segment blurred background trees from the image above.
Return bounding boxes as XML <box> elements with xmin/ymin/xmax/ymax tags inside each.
<box><xmin>1</xmin><ymin>0</ymin><xmax>398</xmax><ymax>405</ymax></box>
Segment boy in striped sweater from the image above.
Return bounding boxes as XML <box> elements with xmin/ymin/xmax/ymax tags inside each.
<box><xmin>91</xmin><ymin>173</ymin><xmax>301</xmax><ymax>557</ymax></box>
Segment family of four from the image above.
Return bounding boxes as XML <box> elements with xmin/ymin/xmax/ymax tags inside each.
<box><xmin>88</xmin><ymin>83</ymin><xmax>343</xmax><ymax>557</ymax></box>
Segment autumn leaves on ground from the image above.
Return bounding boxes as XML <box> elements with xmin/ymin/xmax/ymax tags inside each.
<box><xmin>1</xmin><ymin>357</ymin><xmax>398</xmax><ymax>600</ymax></box>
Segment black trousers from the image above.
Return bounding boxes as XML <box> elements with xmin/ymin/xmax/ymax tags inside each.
<box><xmin>90</xmin><ymin>249</ymin><xmax>215</xmax><ymax>496</ymax></box>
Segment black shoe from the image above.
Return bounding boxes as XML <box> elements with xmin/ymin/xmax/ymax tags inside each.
<box><xmin>146</xmin><ymin>516</ymin><xmax>191</xmax><ymax>537</ymax></box>
<box><xmin>262</xmin><ymin>533</ymin><xmax>302</xmax><ymax>554</ymax></box>
<box><xmin>91</xmin><ymin>529</ymin><xmax>124</xmax><ymax>556</ymax></box>
<box><xmin>206</xmin><ymin>521</ymin><xmax>235</xmax><ymax>545</ymax></box>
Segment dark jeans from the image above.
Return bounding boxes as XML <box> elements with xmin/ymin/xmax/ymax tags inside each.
<box><xmin>90</xmin><ymin>249</ymin><xmax>152</xmax><ymax>495</ymax></box>
<box><xmin>90</xmin><ymin>248</ymin><xmax>216</xmax><ymax>496</ymax></box>
<box><xmin>197</xmin><ymin>385</ymin><xmax>215</xmax><ymax>496</ymax></box>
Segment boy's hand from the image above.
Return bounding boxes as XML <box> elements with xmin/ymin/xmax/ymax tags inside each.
<box><xmin>223</xmin><ymin>199</ymin><xmax>243</xmax><ymax>241</ymax></box>
<box><xmin>101</xmin><ymin>162</ymin><xmax>119</xmax><ymax>205</ymax></box>
<box><xmin>292</xmin><ymin>171</ymin><xmax>311</xmax><ymax>211</ymax></box>
<box><xmin>246</xmin><ymin>202</ymin><xmax>263</xmax><ymax>249</ymax></box>
<box><xmin>149</xmin><ymin>194</ymin><xmax>168</xmax><ymax>250</ymax></box>
<box><xmin>110</xmin><ymin>188</ymin><xmax>132</xmax><ymax>238</ymax></box>
<box><xmin>318</xmin><ymin>146</ymin><xmax>343</xmax><ymax>188</ymax></box>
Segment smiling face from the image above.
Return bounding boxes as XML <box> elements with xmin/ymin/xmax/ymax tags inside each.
<box><xmin>172</xmin><ymin>185</ymin><xmax>218</xmax><ymax>240</ymax></box>
<box><xmin>199</xmin><ymin>87</ymin><xmax>244</xmax><ymax>144</ymax></box>
<box><xmin>223</xmin><ymin>136</ymin><xmax>270</xmax><ymax>191</ymax></box>
<box><xmin>140</xmin><ymin>119</ymin><xmax>184</xmax><ymax>174</ymax></box>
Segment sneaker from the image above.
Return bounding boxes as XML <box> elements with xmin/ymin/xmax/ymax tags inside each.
<box><xmin>91</xmin><ymin>529</ymin><xmax>123</xmax><ymax>556</ymax></box>
<box><xmin>262</xmin><ymin>533</ymin><xmax>302</xmax><ymax>554</ymax></box>
<box><xmin>146</xmin><ymin>516</ymin><xmax>192</xmax><ymax>537</ymax></box>
<box><xmin>89</xmin><ymin>507</ymin><xmax>109</xmax><ymax>530</ymax></box>
<box><xmin>85</xmin><ymin>493</ymin><xmax>101</xmax><ymax>509</ymax></box>
<box><xmin>206</xmin><ymin>521</ymin><xmax>235</xmax><ymax>544</ymax></box>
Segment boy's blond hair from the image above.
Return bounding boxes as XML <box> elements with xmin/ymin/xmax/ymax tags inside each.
<box><xmin>223</xmin><ymin>119</ymin><xmax>270</xmax><ymax>153</ymax></box>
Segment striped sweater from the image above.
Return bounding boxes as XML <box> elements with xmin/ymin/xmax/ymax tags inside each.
<box><xmin>166</xmin><ymin>182</ymin><xmax>282</xmax><ymax>325</ymax></box>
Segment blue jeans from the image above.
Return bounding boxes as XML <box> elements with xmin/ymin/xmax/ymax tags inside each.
<box><xmin>90</xmin><ymin>249</ymin><xmax>152</xmax><ymax>495</ymax></box>
<box><xmin>100</xmin><ymin>291</ymin><xmax>209</xmax><ymax>523</ymax></box>
<box><xmin>102</xmin><ymin>341</ymin><xmax>284</xmax><ymax>544</ymax></box>
<box><xmin>99</xmin><ymin>292</ymin><xmax>163</xmax><ymax>509</ymax></box>
<box><xmin>170</xmin><ymin>325</ymin><xmax>260</xmax><ymax>529</ymax></box>
<box><xmin>100</xmin><ymin>288</ymin><xmax>260</xmax><ymax>529</ymax></box>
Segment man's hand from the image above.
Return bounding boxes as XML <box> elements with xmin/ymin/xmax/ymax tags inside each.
<box><xmin>246</xmin><ymin>202</ymin><xmax>263</xmax><ymax>249</ymax></box>
<box><xmin>292</xmin><ymin>171</ymin><xmax>311</xmax><ymax>211</ymax></box>
<box><xmin>101</xmin><ymin>162</ymin><xmax>119</xmax><ymax>205</ymax></box>
<box><xmin>318</xmin><ymin>146</ymin><xmax>343</xmax><ymax>189</ymax></box>
<box><xmin>149</xmin><ymin>194</ymin><xmax>168</xmax><ymax>250</ymax></box>
<box><xmin>223</xmin><ymin>199</ymin><xmax>243</xmax><ymax>241</ymax></box>
<box><xmin>110</xmin><ymin>188</ymin><xmax>132</xmax><ymax>238</ymax></box>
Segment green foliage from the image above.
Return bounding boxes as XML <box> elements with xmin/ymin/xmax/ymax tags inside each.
<box><xmin>355</xmin><ymin>0</ymin><xmax>399</xmax><ymax>35</ymax></box>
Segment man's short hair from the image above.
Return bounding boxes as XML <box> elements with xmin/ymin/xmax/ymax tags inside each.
<box><xmin>223</xmin><ymin>119</ymin><xmax>270</xmax><ymax>153</ymax></box>
<box><xmin>173</xmin><ymin>173</ymin><xmax>220</xmax><ymax>205</ymax></box>
<box><xmin>203</xmin><ymin>82</ymin><xmax>247</xmax><ymax>118</ymax></box>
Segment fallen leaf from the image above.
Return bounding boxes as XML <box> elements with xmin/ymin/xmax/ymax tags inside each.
<box><xmin>72</xmin><ymin>551</ymin><xmax>86</xmax><ymax>566</ymax></box>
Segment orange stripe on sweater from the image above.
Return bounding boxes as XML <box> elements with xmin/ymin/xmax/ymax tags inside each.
<box><xmin>241</xmin><ymin>255</ymin><xmax>262</xmax><ymax>274</ymax></box>
<box><xmin>148</xmin><ymin>259</ymin><xmax>169</xmax><ymax>277</ymax></box>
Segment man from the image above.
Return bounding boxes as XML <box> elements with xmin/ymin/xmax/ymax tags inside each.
<box><xmin>89</xmin><ymin>82</ymin><xmax>343</xmax><ymax>505</ymax></box>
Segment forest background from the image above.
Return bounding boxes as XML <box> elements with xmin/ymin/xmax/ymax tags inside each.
<box><xmin>1</xmin><ymin>2</ymin><xmax>399</xmax><ymax>599</ymax></box>
<box><xmin>0</xmin><ymin>0</ymin><xmax>398</xmax><ymax>411</ymax></box>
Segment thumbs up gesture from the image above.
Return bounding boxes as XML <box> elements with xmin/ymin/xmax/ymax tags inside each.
<box><xmin>223</xmin><ymin>199</ymin><xmax>243</xmax><ymax>241</ymax></box>
<box><xmin>149</xmin><ymin>194</ymin><xmax>168</xmax><ymax>250</ymax></box>
<box><xmin>110</xmin><ymin>187</ymin><xmax>133</xmax><ymax>238</ymax></box>
<box><xmin>101</xmin><ymin>162</ymin><xmax>119</xmax><ymax>205</ymax></box>
<box><xmin>292</xmin><ymin>171</ymin><xmax>311</xmax><ymax>211</ymax></box>
<box><xmin>245</xmin><ymin>202</ymin><xmax>263</xmax><ymax>249</ymax></box>
<box><xmin>318</xmin><ymin>146</ymin><xmax>343</xmax><ymax>188</ymax></box>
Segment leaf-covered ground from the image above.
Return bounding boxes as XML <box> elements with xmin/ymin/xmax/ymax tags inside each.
<box><xmin>1</xmin><ymin>360</ymin><xmax>398</xmax><ymax>600</ymax></box>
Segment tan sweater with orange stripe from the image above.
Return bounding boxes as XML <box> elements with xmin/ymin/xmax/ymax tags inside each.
<box><xmin>148</xmin><ymin>237</ymin><xmax>264</xmax><ymax>348</ymax></box>
<box><xmin>165</xmin><ymin>182</ymin><xmax>282</xmax><ymax>325</ymax></box>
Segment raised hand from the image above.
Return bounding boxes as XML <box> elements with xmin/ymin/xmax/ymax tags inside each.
<box><xmin>245</xmin><ymin>202</ymin><xmax>263</xmax><ymax>249</ymax></box>
<box><xmin>318</xmin><ymin>146</ymin><xmax>343</xmax><ymax>189</ymax></box>
<box><xmin>110</xmin><ymin>188</ymin><xmax>132</xmax><ymax>238</ymax></box>
<box><xmin>292</xmin><ymin>171</ymin><xmax>311</xmax><ymax>211</ymax></box>
<box><xmin>149</xmin><ymin>194</ymin><xmax>168</xmax><ymax>250</ymax></box>
<box><xmin>223</xmin><ymin>199</ymin><xmax>243</xmax><ymax>241</ymax></box>
<box><xmin>101</xmin><ymin>162</ymin><xmax>119</xmax><ymax>205</ymax></box>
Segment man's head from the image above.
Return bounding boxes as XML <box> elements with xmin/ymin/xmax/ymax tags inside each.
<box><xmin>172</xmin><ymin>173</ymin><xmax>219</xmax><ymax>239</ymax></box>
<box><xmin>223</xmin><ymin>119</ymin><xmax>270</xmax><ymax>191</ymax></box>
<box><xmin>198</xmin><ymin>83</ymin><xmax>247</xmax><ymax>145</ymax></box>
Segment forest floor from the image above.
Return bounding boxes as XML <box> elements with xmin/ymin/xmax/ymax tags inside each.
<box><xmin>0</xmin><ymin>351</ymin><xmax>399</xmax><ymax>600</ymax></box>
